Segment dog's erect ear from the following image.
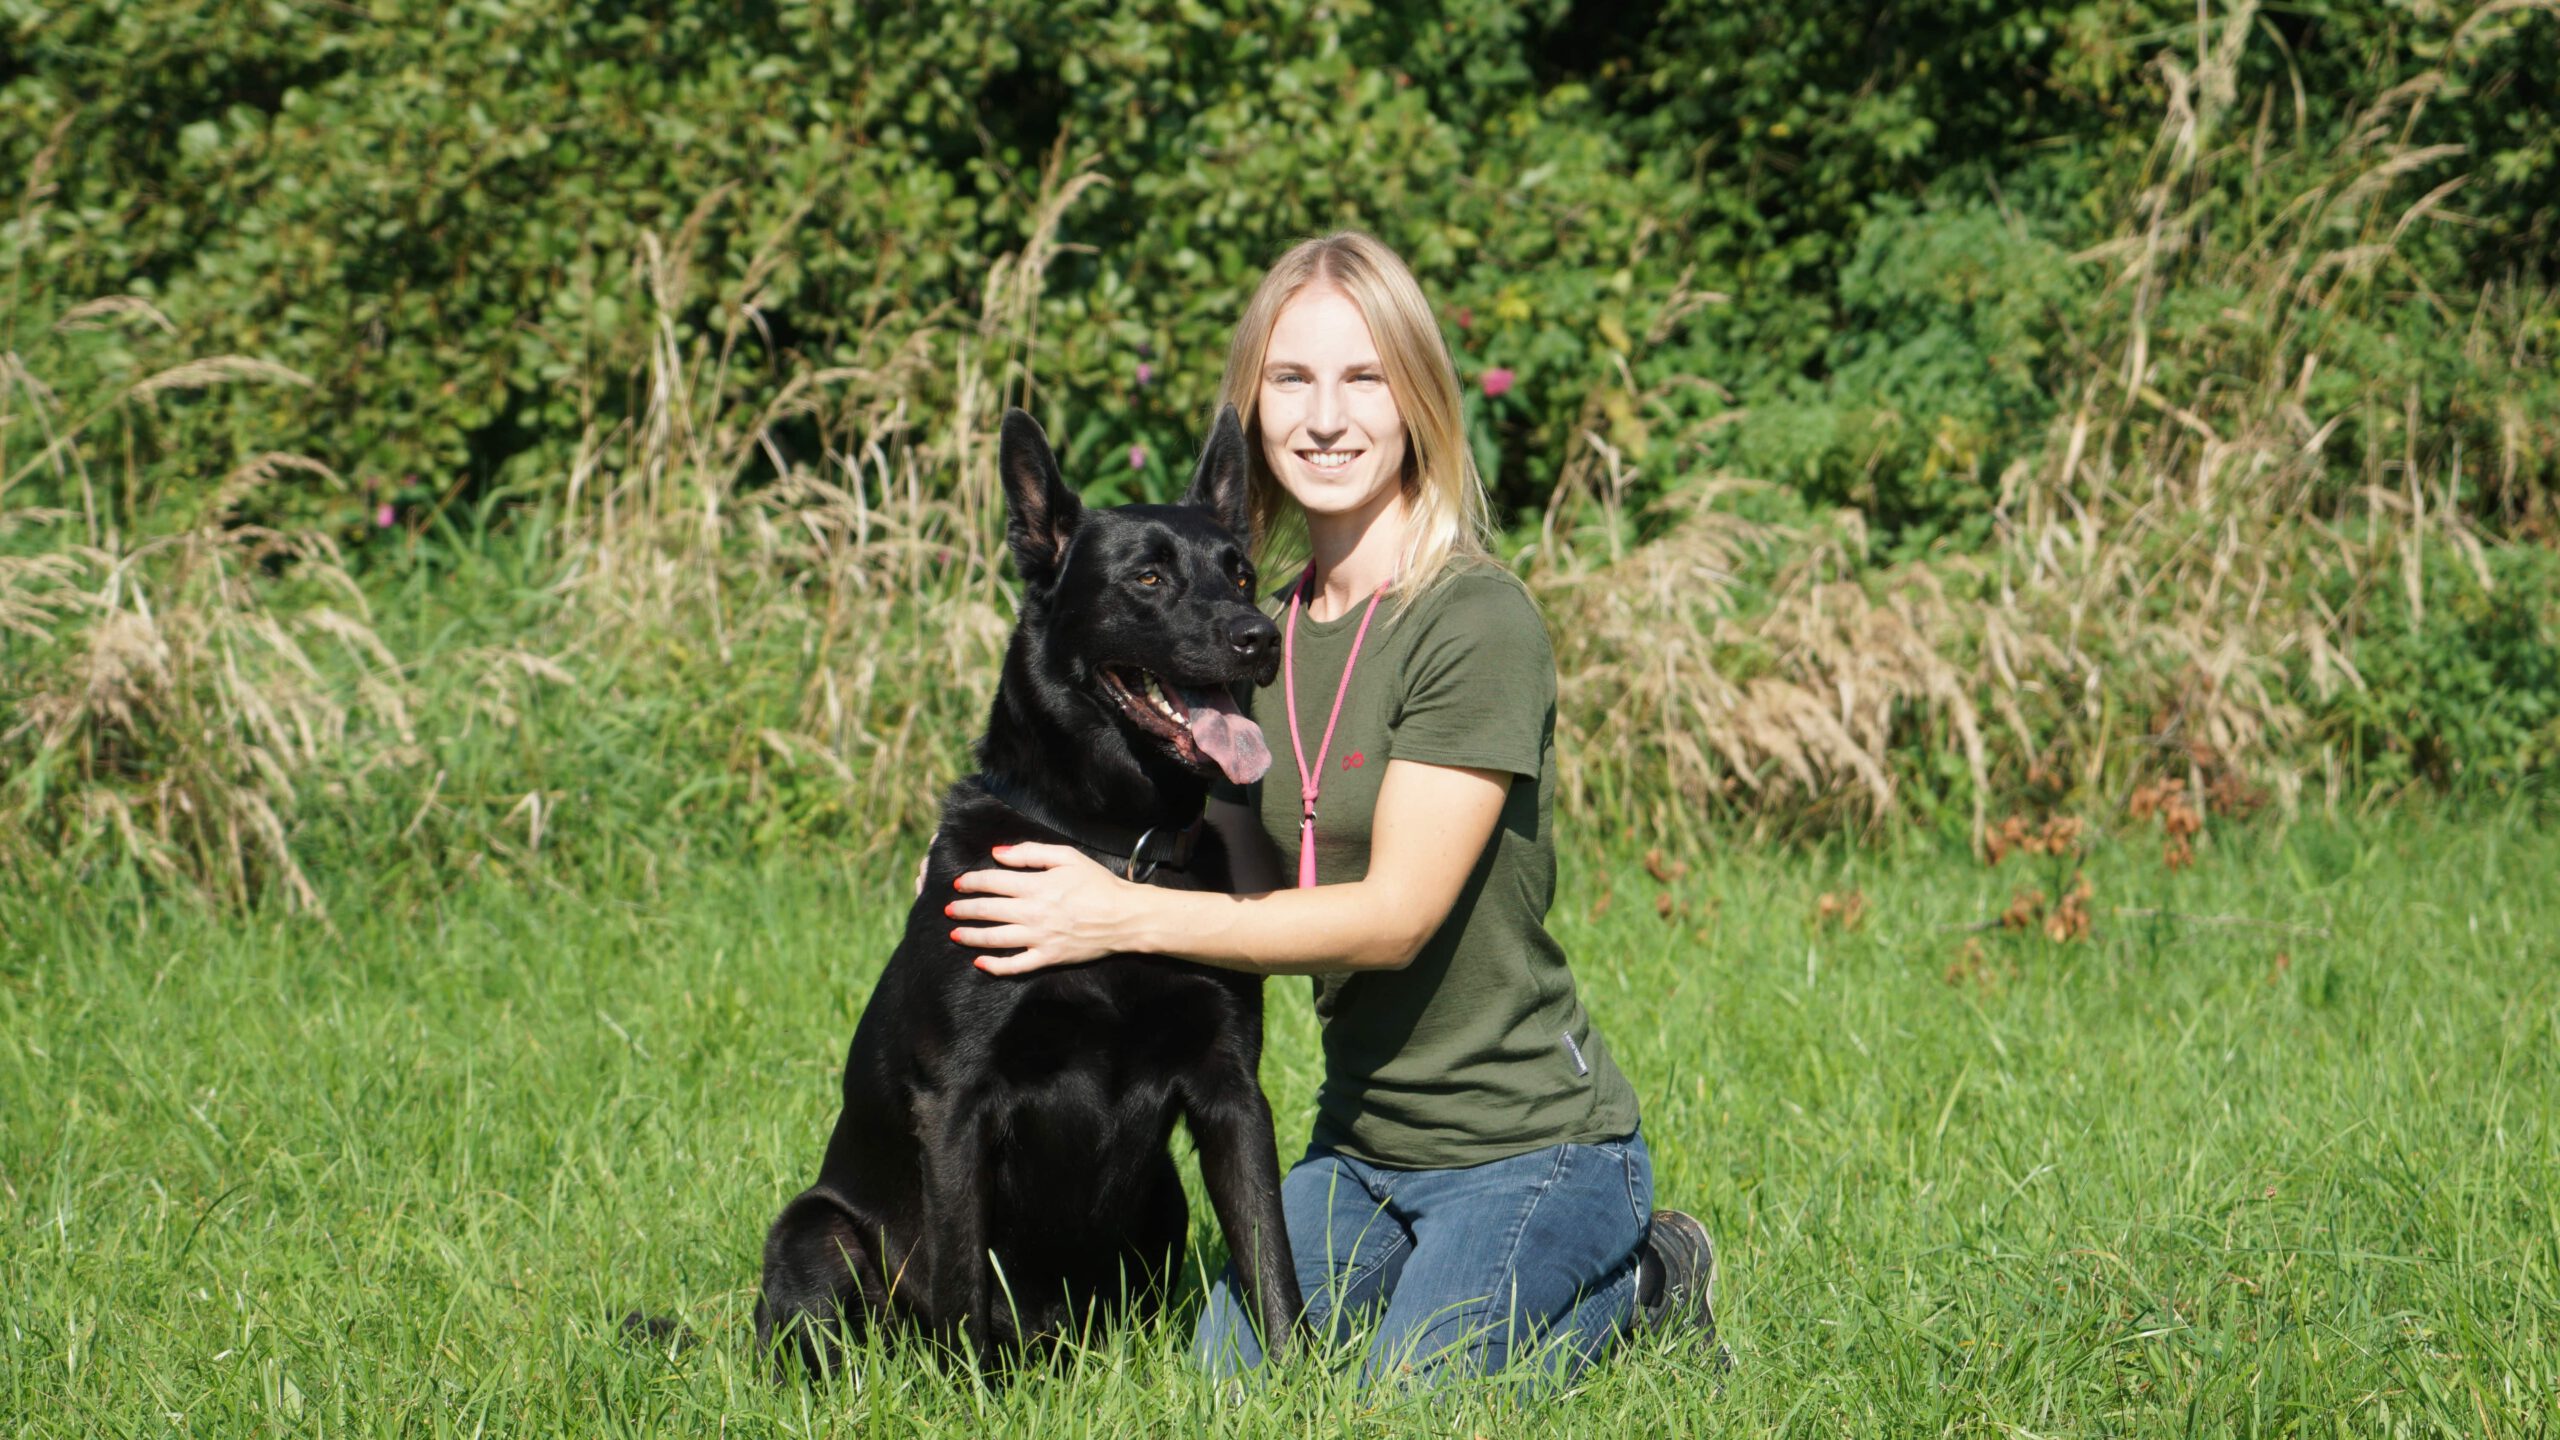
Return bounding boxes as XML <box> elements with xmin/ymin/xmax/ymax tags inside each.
<box><xmin>999</xmin><ymin>408</ymin><xmax>1083</xmax><ymax>585</ymax></box>
<box><xmin>1181</xmin><ymin>404</ymin><xmax>1253</xmax><ymax>547</ymax></box>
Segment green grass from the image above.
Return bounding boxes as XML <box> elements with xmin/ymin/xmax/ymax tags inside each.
<box><xmin>5</xmin><ymin>810</ymin><xmax>2556</xmax><ymax>1436</ymax></box>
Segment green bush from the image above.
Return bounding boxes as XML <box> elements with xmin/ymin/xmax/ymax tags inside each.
<box><xmin>2314</xmin><ymin>541</ymin><xmax>2560</xmax><ymax>789</ymax></box>
<box><xmin>7</xmin><ymin>1</ymin><xmax>2556</xmax><ymax>546</ymax></box>
<box><xmin>1727</xmin><ymin>200</ymin><xmax>2089</xmax><ymax>533</ymax></box>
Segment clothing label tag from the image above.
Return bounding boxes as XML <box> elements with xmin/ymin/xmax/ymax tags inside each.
<box><xmin>1561</xmin><ymin>1031</ymin><xmax>1589</xmax><ymax>1076</ymax></box>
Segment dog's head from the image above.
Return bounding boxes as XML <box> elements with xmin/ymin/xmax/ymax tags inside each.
<box><xmin>996</xmin><ymin>405</ymin><xmax>1280</xmax><ymax>787</ymax></box>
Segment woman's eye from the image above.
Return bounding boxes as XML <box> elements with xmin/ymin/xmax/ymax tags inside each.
<box><xmin>1137</xmin><ymin>571</ymin><xmax>1161</xmax><ymax>587</ymax></box>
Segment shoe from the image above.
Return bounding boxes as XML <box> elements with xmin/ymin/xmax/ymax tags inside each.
<box><xmin>1638</xmin><ymin>1208</ymin><xmax>1734</xmax><ymax>1372</ymax></box>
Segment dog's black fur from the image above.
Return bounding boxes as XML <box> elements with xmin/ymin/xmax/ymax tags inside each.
<box><xmin>755</xmin><ymin>406</ymin><xmax>1302</xmax><ymax>1375</ymax></box>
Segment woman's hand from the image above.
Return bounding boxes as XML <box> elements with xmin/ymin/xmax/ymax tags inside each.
<box><xmin>946</xmin><ymin>844</ymin><xmax>1145</xmax><ymax>976</ymax></box>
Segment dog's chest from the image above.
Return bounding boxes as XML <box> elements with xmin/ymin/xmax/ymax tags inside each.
<box><xmin>982</xmin><ymin>961</ymin><xmax>1231</xmax><ymax>1092</ymax></box>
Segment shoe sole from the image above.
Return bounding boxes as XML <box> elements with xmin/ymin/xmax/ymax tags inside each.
<box><xmin>1647</xmin><ymin>1209</ymin><xmax>1735</xmax><ymax>1374</ymax></box>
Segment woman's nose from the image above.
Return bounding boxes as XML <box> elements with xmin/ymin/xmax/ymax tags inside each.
<box><xmin>1305</xmin><ymin>384</ymin><xmax>1346</xmax><ymax>443</ymax></box>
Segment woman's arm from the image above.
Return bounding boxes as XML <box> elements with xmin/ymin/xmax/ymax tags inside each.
<box><xmin>947</xmin><ymin>759</ymin><xmax>1510</xmax><ymax>977</ymax></box>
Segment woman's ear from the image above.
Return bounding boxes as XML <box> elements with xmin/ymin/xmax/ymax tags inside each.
<box><xmin>1181</xmin><ymin>404</ymin><xmax>1252</xmax><ymax>546</ymax></box>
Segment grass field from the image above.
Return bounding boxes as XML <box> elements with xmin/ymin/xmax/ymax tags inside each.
<box><xmin>5</xmin><ymin>807</ymin><xmax>2555</xmax><ymax>1436</ymax></box>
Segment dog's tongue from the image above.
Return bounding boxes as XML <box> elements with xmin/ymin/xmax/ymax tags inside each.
<box><xmin>1180</xmin><ymin>686</ymin><xmax>1272</xmax><ymax>785</ymax></box>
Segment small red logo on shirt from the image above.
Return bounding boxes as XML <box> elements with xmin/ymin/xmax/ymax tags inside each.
<box><xmin>1343</xmin><ymin>752</ymin><xmax>1365</xmax><ymax>769</ymax></box>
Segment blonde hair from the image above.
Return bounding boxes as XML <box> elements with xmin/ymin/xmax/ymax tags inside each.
<box><xmin>1214</xmin><ymin>231</ymin><xmax>1495</xmax><ymax>601</ymax></box>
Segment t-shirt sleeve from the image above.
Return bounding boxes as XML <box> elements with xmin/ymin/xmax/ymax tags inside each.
<box><xmin>1386</xmin><ymin>574</ymin><xmax>1554</xmax><ymax>778</ymax></box>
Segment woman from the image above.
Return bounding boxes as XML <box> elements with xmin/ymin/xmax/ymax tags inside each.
<box><xmin>947</xmin><ymin>232</ymin><xmax>1723</xmax><ymax>1387</ymax></box>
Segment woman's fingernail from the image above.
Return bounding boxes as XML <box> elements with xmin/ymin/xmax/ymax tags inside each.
<box><xmin>942</xmin><ymin>903</ymin><xmax>956</xmax><ymax>918</ymax></box>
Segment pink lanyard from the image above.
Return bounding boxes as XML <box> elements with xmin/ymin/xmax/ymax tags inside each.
<box><xmin>1281</xmin><ymin>564</ymin><xmax>1389</xmax><ymax>889</ymax></box>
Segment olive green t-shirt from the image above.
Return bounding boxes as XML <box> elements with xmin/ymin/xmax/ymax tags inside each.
<box><xmin>1223</xmin><ymin>562</ymin><xmax>1641</xmax><ymax>1169</ymax></box>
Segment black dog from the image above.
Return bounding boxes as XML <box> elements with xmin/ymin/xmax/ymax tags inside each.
<box><xmin>755</xmin><ymin>406</ymin><xmax>1303</xmax><ymax>1374</ymax></box>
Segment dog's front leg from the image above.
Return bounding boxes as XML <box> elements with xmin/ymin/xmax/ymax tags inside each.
<box><xmin>1184</xmin><ymin>1074</ymin><xmax>1304</xmax><ymax>1357</ymax></box>
<box><xmin>914</xmin><ymin>1090</ymin><xmax>995</xmax><ymax>1362</ymax></box>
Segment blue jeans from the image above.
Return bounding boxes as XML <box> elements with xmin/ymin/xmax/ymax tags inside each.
<box><xmin>1191</xmin><ymin>1128</ymin><xmax>1653</xmax><ymax>1389</ymax></box>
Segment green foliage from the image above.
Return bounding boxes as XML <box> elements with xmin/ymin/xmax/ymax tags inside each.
<box><xmin>8</xmin><ymin>0</ymin><xmax>2557</xmax><ymax>543</ymax></box>
<box><xmin>1731</xmin><ymin>201</ymin><xmax>2090</xmax><ymax>530</ymax></box>
<box><xmin>2314</xmin><ymin>541</ymin><xmax>2560</xmax><ymax>788</ymax></box>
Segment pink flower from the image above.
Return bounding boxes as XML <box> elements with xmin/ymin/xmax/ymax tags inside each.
<box><xmin>374</xmin><ymin>502</ymin><xmax>396</xmax><ymax>528</ymax></box>
<box><xmin>1128</xmin><ymin>445</ymin><xmax>1147</xmax><ymax>470</ymax></box>
<box><xmin>1135</xmin><ymin>361</ymin><xmax>1154</xmax><ymax>387</ymax></box>
<box><xmin>1480</xmin><ymin>367</ymin><xmax>1515</xmax><ymax>399</ymax></box>
<box><xmin>1455</xmin><ymin>306</ymin><xmax>1474</xmax><ymax>330</ymax></box>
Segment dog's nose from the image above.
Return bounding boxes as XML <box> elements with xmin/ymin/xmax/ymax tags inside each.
<box><xmin>1227</xmin><ymin>613</ymin><xmax>1278</xmax><ymax>660</ymax></box>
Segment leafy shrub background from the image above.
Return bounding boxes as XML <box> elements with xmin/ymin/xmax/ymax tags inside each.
<box><xmin>11</xmin><ymin>0</ymin><xmax>2555</xmax><ymax>536</ymax></box>
<box><xmin>2314</xmin><ymin>541</ymin><xmax>2560</xmax><ymax>788</ymax></box>
<box><xmin>5</xmin><ymin>0</ymin><xmax>2559</xmax><ymax>904</ymax></box>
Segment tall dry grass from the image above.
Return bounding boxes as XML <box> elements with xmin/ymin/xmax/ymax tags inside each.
<box><xmin>1531</xmin><ymin>0</ymin><xmax>2549</xmax><ymax>847</ymax></box>
<box><xmin>0</xmin><ymin>392</ymin><xmax>412</xmax><ymax>911</ymax></box>
<box><xmin>3</xmin><ymin>144</ymin><xmax>419</xmax><ymax>913</ymax></box>
<box><xmin>532</xmin><ymin>144</ymin><xmax>1113</xmax><ymax>851</ymax></box>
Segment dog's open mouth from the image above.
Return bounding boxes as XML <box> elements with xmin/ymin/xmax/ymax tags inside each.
<box><xmin>1098</xmin><ymin>667</ymin><xmax>1273</xmax><ymax>785</ymax></box>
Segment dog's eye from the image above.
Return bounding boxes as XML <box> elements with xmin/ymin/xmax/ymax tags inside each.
<box><xmin>1234</xmin><ymin>575</ymin><xmax>1250</xmax><ymax>591</ymax></box>
<box><xmin>1136</xmin><ymin>571</ymin><xmax>1161</xmax><ymax>587</ymax></box>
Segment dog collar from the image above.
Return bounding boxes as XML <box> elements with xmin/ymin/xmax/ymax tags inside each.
<box><xmin>969</xmin><ymin>774</ymin><xmax>1204</xmax><ymax>883</ymax></box>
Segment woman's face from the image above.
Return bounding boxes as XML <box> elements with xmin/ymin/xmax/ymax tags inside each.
<box><xmin>1256</xmin><ymin>284</ymin><xmax>1408</xmax><ymax>525</ymax></box>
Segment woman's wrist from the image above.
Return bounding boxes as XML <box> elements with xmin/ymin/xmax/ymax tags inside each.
<box><xmin>1119</xmin><ymin>879</ymin><xmax>1195</xmax><ymax>958</ymax></box>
